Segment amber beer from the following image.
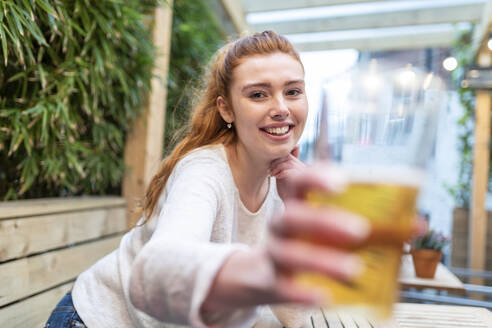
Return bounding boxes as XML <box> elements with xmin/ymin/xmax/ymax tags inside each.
<box><xmin>295</xmin><ymin>165</ymin><xmax>422</xmax><ymax>320</ymax></box>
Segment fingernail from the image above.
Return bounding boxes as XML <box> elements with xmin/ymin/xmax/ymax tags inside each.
<box><xmin>345</xmin><ymin>214</ymin><xmax>370</xmax><ymax>241</ymax></box>
<box><xmin>341</xmin><ymin>255</ymin><xmax>363</xmax><ymax>278</ymax></box>
<box><xmin>314</xmin><ymin>162</ymin><xmax>348</xmax><ymax>193</ymax></box>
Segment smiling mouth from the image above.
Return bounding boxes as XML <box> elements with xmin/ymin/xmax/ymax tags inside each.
<box><xmin>261</xmin><ymin>125</ymin><xmax>293</xmax><ymax>136</ymax></box>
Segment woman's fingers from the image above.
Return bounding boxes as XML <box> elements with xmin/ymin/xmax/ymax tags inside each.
<box><xmin>270</xmin><ymin>200</ymin><xmax>370</xmax><ymax>247</ymax></box>
<box><xmin>270</xmin><ymin>157</ymin><xmax>305</xmax><ymax>179</ymax></box>
<box><xmin>270</xmin><ymin>156</ymin><xmax>299</xmax><ymax>175</ymax></box>
<box><xmin>270</xmin><ymin>155</ymin><xmax>291</xmax><ymax>169</ymax></box>
<box><xmin>269</xmin><ymin>274</ymin><xmax>323</xmax><ymax>305</ymax></box>
<box><xmin>270</xmin><ymin>162</ymin><xmax>296</xmax><ymax>177</ymax></box>
<box><xmin>270</xmin><ymin>146</ymin><xmax>301</xmax><ymax>168</ymax></box>
<box><xmin>291</xmin><ymin>145</ymin><xmax>300</xmax><ymax>158</ymax></box>
<box><xmin>267</xmin><ymin>235</ymin><xmax>362</xmax><ymax>281</ymax></box>
<box><xmin>277</xmin><ymin>163</ymin><xmax>347</xmax><ymax>199</ymax></box>
<box><xmin>270</xmin><ymin>147</ymin><xmax>304</xmax><ymax>172</ymax></box>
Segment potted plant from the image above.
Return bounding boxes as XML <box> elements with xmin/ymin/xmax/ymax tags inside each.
<box><xmin>411</xmin><ymin>230</ymin><xmax>450</xmax><ymax>278</ymax></box>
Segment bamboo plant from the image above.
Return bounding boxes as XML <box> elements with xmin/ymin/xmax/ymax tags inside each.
<box><xmin>1</xmin><ymin>0</ymin><xmax>226</xmax><ymax>200</ymax></box>
<box><xmin>0</xmin><ymin>0</ymin><xmax>160</xmax><ymax>199</ymax></box>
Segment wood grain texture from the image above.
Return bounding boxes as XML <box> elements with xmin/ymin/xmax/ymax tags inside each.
<box><xmin>220</xmin><ymin>0</ymin><xmax>249</xmax><ymax>33</ymax></box>
<box><xmin>311</xmin><ymin>308</ymin><xmax>328</xmax><ymax>328</ymax></box>
<box><xmin>252</xmin><ymin>304</ymin><xmax>492</xmax><ymax>327</ymax></box>
<box><xmin>394</xmin><ymin>303</ymin><xmax>492</xmax><ymax>328</ymax></box>
<box><xmin>0</xmin><ymin>282</ymin><xmax>73</xmax><ymax>328</ymax></box>
<box><xmin>470</xmin><ymin>86</ymin><xmax>491</xmax><ymax>287</ymax></box>
<box><xmin>336</xmin><ymin>310</ymin><xmax>358</xmax><ymax>328</ymax></box>
<box><xmin>321</xmin><ymin>308</ymin><xmax>344</xmax><ymax>328</ymax></box>
<box><xmin>0</xmin><ymin>235</ymin><xmax>121</xmax><ymax>307</ymax></box>
<box><xmin>0</xmin><ymin>197</ymin><xmax>125</xmax><ymax>220</ymax></box>
<box><xmin>451</xmin><ymin>208</ymin><xmax>492</xmax><ymax>272</ymax></box>
<box><xmin>123</xmin><ymin>3</ymin><xmax>173</xmax><ymax>227</ymax></box>
<box><xmin>0</xmin><ymin>207</ymin><xmax>126</xmax><ymax>262</ymax></box>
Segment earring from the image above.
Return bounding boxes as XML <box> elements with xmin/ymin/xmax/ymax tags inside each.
<box><xmin>227</xmin><ymin>123</ymin><xmax>232</xmax><ymax>129</ymax></box>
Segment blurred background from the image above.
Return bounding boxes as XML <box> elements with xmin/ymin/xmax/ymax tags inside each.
<box><xmin>1</xmin><ymin>0</ymin><xmax>492</xmax><ymax>326</ymax></box>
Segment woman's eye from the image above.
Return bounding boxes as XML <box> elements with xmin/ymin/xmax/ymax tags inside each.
<box><xmin>286</xmin><ymin>89</ymin><xmax>302</xmax><ymax>96</ymax></box>
<box><xmin>249</xmin><ymin>91</ymin><xmax>266</xmax><ymax>99</ymax></box>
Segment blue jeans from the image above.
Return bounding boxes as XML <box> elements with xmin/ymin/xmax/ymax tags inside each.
<box><xmin>44</xmin><ymin>292</ymin><xmax>87</xmax><ymax>328</ymax></box>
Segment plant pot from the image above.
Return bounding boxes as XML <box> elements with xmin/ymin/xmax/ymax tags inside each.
<box><xmin>411</xmin><ymin>249</ymin><xmax>442</xmax><ymax>279</ymax></box>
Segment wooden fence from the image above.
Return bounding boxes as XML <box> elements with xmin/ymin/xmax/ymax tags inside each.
<box><xmin>451</xmin><ymin>207</ymin><xmax>492</xmax><ymax>285</ymax></box>
<box><xmin>0</xmin><ymin>197</ymin><xmax>126</xmax><ymax>327</ymax></box>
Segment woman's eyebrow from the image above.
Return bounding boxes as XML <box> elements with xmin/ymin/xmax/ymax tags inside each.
<box><xmin>241</xmin><ymin>83</ymin><xmax>271</xmax><ymax>92</ymax></box>
<box><xmin>242</xmin><ymin>80</ymin><xmax>304</xmax><ymax>92</ymax></box>
<box><xmin>285</xmin><ymin>80</ymin><xmax>305</xmax><ymax>86</ymax></box>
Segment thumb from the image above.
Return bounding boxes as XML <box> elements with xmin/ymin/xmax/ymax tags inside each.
<box><xmin>291</xmin><ymin>145</ymin><xmax>300</xmax><ymax>159</ymax></box>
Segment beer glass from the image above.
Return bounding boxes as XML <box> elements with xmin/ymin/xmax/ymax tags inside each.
<box><xmin>297</xmin><ymin>61</ymin><xmax>445</xmax><ymax>324</ymax></box>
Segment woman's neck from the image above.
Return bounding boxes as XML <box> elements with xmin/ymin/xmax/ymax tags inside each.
<box><xmin>225</xmin><ymin>143</ymin><xmax>270</xmax><ymax>212</ymax></box>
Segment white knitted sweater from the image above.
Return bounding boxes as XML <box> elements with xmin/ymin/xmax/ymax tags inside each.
<box><xmin>72</xmin><ymin>145</ymin><xmax>309</xmax><ymax>328</ymax></box>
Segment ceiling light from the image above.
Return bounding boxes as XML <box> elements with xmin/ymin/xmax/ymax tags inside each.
<box><xmin>443</xmin><ymin>57</ymin><xmax>457</xmax><ymax>71</ymax></box>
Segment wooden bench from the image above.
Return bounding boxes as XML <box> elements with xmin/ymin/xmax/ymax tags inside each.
<box><xmin>255</xmin><ymin>303</ymin><xmax>492</xmax><ymax>328</ymax></box>
<box><xmin>0</xmin><ymin>197</ymin><xmax>127</xmax><ymax>327</ymax></box>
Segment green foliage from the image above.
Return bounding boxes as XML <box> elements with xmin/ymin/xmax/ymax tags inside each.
<box><xmin>412</xmin><ymin>230</ymin><xmax>450</xmax><ymax>251</ymax></box>
<box><xmin>447</xmin><ymin>29</ymin><xmax>476</xmax><ymax>207</ymax></box>
<box><xmin>0</xmin><ymin>0</ymin><xmax>160</xmax><ymax>199</ymax></box>
<box><xmin>448</xmin><ymin>28</ymin><xmax>492</xmax><ymax>207</ymax></box>
<box><xmin>164</xmin><ymin>0</ymin><xmax>225</xmax><ymax>152</ymax></box>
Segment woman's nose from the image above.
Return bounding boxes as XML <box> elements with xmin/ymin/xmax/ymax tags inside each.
<box><xmin>270</xmin><ymin>97</ymin><xmax>290</xmax><ymax>120</ymax></box>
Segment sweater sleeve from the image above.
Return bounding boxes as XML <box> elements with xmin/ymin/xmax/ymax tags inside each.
<box><xmin>128</xmin><ymin>156</ymin><xmax>258</xmax><ymax>327</ymax></box>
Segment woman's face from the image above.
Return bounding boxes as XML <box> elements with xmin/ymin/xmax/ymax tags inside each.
<box><xmin>219</xmin><ymin>52</ymin><xmax>308</xmax><ymax>163</ymax></box>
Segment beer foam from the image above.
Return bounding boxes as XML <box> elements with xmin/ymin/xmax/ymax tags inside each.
<box><xmin>339</xmin><ymin>164</ymin><xmax>425</xmax><ymax>188</ymax></box>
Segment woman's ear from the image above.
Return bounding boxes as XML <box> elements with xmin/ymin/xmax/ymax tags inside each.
<box><xmin>217</xmin><ymin>96</ymin><xmax>234</xmax><ymax>124</ymax></box>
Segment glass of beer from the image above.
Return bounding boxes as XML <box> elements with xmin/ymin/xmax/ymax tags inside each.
<box><xmin>297</xmin><ymin>61</ymin><xmax>445</xmax><ymax>324</ymax></box>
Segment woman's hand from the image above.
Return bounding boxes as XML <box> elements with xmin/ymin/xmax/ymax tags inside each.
<box><xmin>270</xmin><ymin>146</ymin><xmax>306</xmax><ymax>201</ymax></box>
<box><xmin>201</xmin><ymin>165</ymin><xmax>369</xmax><ymax>314</ymax></box>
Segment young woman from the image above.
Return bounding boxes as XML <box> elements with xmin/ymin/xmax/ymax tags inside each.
<box><xmin>44</xmin><ymin>31</ymin><xmax>369</xmax><ymax>328</ymax></box>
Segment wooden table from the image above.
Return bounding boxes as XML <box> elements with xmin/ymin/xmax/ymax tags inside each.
<box><xmin>255</xmin><ymin>303</ymin><xmax>492</xmax><ymax>328</ymax></box>
<box><xmin>399</xmin><ymin>254</ymin><xmax>466</xmax><ymax>293</ymax></box>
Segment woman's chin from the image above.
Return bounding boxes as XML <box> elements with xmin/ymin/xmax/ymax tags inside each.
<box><xmin>267</xmin><ymin>147</ymin><xmax>294</xmax><ymax>161</ymax></box>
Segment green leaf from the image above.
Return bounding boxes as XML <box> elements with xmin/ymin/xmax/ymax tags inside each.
<box><xmin>8</xmin><ymin>126</ymin><xmax>22</xmax><ymax>156</ymax></box>
<box><xmin>35</xmin><ymin>0</ymin><xmax>58</xmax><ymax>18</ymax></box>
<box><xmin>0</xmin><ymin>24</ymin><xmax>8</xmax><ymax>66</ymax></box>
<box><xmin>20</xmin><ymin>15</ymin><xmax>47</xmax><ymax>46</ymax></box>
<box><xmin>0</xmin><ymin>0</ymin><xmax>223</xmax><ymax>199</ymax></box>
<box><xmin>7</xmin><ymin>70</ymin><xmax>27</xmax><ymax>83</ymax></box>
<box><xmin>21</xmin><ymin>125</ymin><xmax>32</xmax><ymax>155</ymax></box>
<box><xmin>38</xmin><ymin>65</ymin><xmax>46</xmax><ymax>89</ymax></box>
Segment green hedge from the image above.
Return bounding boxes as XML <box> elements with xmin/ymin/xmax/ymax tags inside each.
<box><xmin>0</xmin><ymin>0</ymin><xmax>162</xmax><ymax>199</ymax></box>
<box><xmin>1</xmin><ymin>0</ymin><xmax>225</xmax><ymax>200</ymax></box>
<box><xmin>447</xmin><ymin>29</ymin><xmax>492</xmax><ymax>207</ymax></box>
<box><xmin>165</xmin><ymin>0</ymin><xmax>225</xmax><ymax>152</ymax></box>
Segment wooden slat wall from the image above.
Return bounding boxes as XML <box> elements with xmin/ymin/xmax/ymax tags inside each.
<box><xmin>0</xmin><ymin>197</ymin><xmax>126</xmax><ymax>328</ymax></box>
<box><xmin>451</xmin><ymin>207</ymin><xmax>492</xmax><ymax>284</ymax></box>
<box><xmin>0</xmin><ymin>283</ymin><xmax>73</xmax><ymax>328</ymax></box>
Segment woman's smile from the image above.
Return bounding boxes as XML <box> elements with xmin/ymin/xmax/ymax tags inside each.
<box><xmin>218</xmin><ymin>52</ymin><xmax>308</xmax><ymax>163</ymax></box>
<box><xmin>260</xmin><ymin>123</ymin><xmax>294</xmax><ymax>140</ymax></box>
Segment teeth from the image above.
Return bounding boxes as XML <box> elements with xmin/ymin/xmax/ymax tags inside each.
<box><xmin>265</xmin><ymin>126</ymin><xmax>289</xmax><ymax>135</ymax></box>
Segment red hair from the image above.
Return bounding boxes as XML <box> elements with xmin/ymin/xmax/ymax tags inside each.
<box><xmin>141</xmin><ymin>31</ymin><xmax>302</xmax><ymax>223</ymax></box>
